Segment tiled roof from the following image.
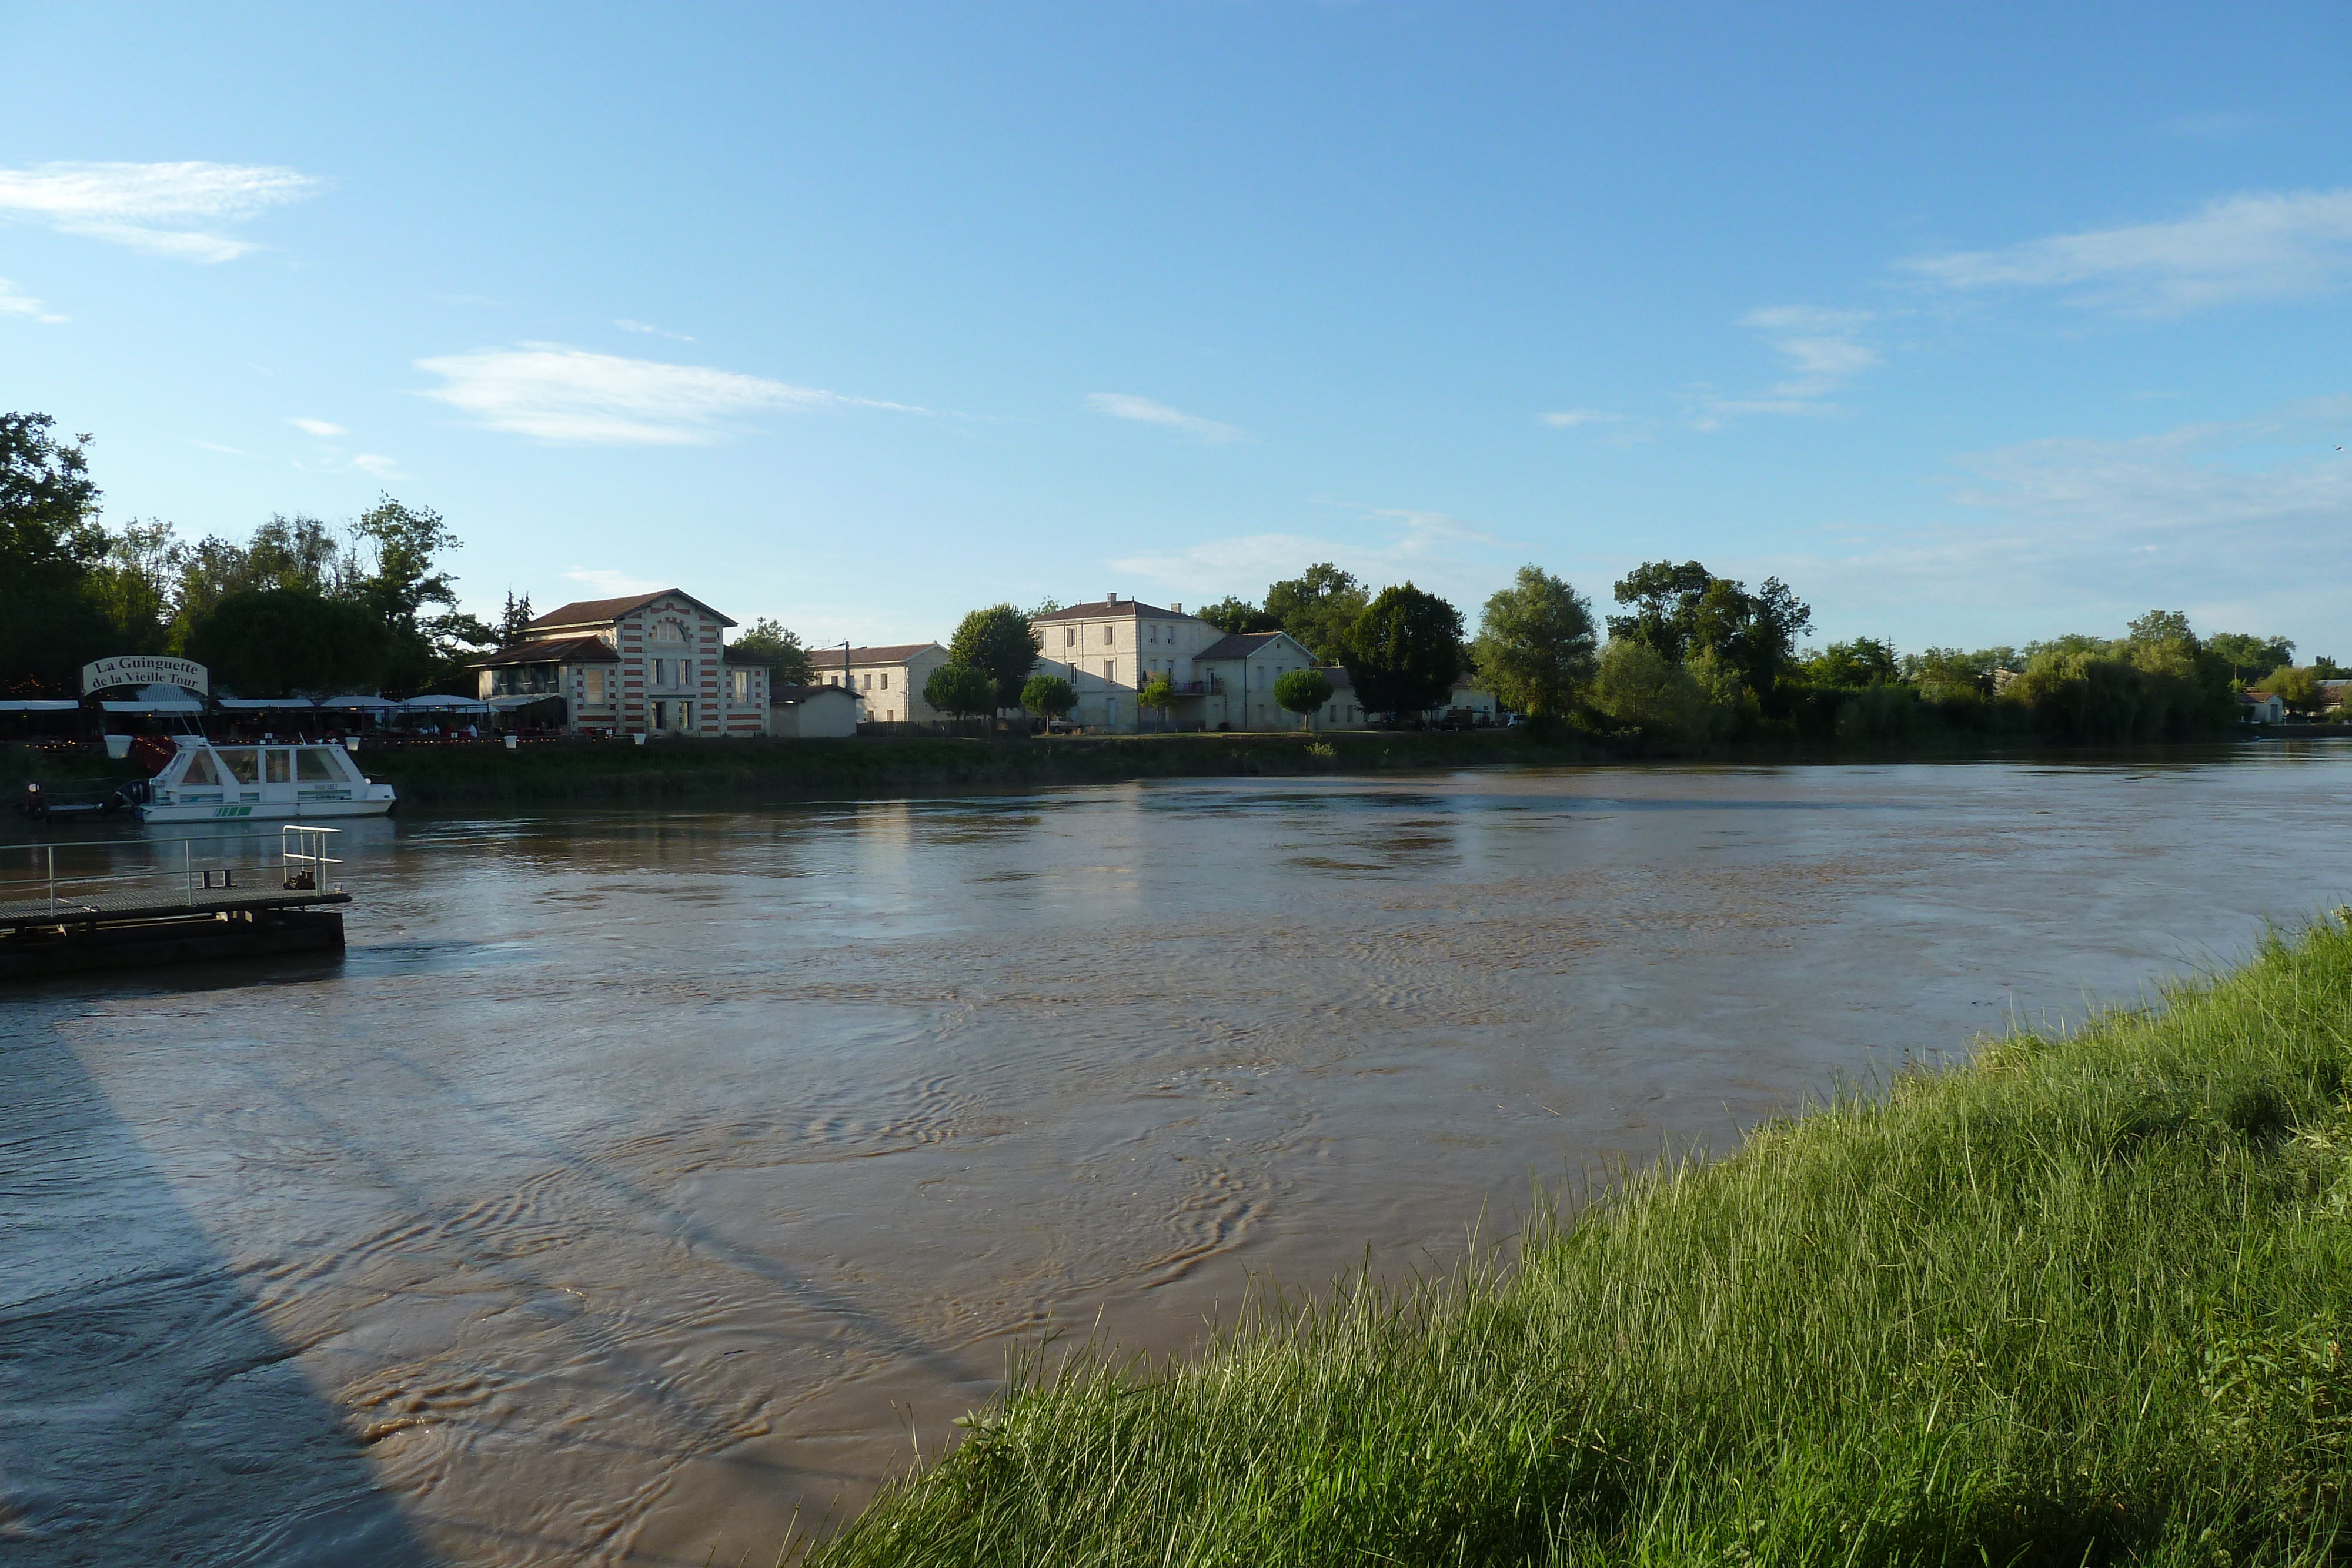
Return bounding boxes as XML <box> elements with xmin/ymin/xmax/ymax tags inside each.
<box><xmin>1194</xmin><ymin>631</ymin><xmax>1291</xmax><ymax>661</ymax></box>
<box><xmin>1031</xmin><ymin>599</ymin><xmax>1184</xmax><ymax>622</ymax></box>
<box><xmin>827</xmin><ymin>643</ymin><xmax>944</xmax><ymax>666</ymax></box>
<box><xmin>771</xmin><ymin>684</ymin><xmax>866</xmax><ymax>704</ymax></box>
<box><xmin>527</xmin><ymin>590</ymin><xmax>737</xmax><ymax>630</ymax></box>
<box><xmin>469</xmin><ymin>634</ymin><xmax>621</xmax><ymax>668</ymax></box>
<box><xmin>1321</xmin><ymin>665</ymin><xmax>1354</xmax><ymax>688</ymax></box>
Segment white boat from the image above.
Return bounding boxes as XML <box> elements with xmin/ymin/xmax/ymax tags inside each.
<box><xmin>138</xmin><ymin>738</ymin><xmax>396</xmax><ymax>823</ymax></box>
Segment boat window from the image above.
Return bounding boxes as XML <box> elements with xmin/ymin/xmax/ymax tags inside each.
<box><xmin>296</xmin><ymin>748</ymin><xmax>340</xmax><ymax>781</ymax></box>
<box><xmin>181</xmin><ymin>750</ymin><xmax>221</xmax><ymax>785</ymax></box>
<box><xmin>217</xmin><ymin>748</ymin><xmax>260</xmax><ymax>783</ymax></box>
<box><xmin>266</xmin><ymin>749</ymin><xmax>293</xmax><ymax>784</ymax></box>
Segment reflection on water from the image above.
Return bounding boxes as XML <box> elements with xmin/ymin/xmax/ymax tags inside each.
<box><xmin>7</xmin><ymin>753</ymin><xmax>2352</xmax><ymax>1564</ymax></box>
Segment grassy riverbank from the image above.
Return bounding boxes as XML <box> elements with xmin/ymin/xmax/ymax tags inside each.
<box><xmin>808</xmin><ymin>918</ymin><xmax>2352</xmax><ymax>1566</ymax></box>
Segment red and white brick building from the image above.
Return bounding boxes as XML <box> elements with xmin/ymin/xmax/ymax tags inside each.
<box><xmin>472</xmin><ymin>589</ymin><xmax>772</xmax><ymax>738</ymax></box>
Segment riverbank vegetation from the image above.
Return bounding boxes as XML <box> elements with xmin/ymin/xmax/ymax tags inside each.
<box><xmin>808</xmin><ymin>915</ymin><xmax>2352</xmax><ymax>1566</ymax></box>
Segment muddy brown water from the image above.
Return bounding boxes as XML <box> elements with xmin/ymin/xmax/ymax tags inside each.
<box><xmin>8</xmin><ymin>753</ymin><xmax>2352</xmax><ymax>1566</ymax></box>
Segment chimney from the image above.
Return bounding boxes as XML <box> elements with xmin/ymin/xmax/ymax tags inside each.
<box><xmin>1172</xmin><ymin>603</ymin><xmax>1182</xmax><ymax>614</ymax></box>
<box><xmin>1107</xmin><ymin>592</ymin><xmax>1119</xmax><ymax>604</ymax></box>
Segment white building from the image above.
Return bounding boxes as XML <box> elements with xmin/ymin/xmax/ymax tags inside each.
<box><xmin>470</xmin><ymin>590</ymin><xmax>771</xmax><ymax>738</ymax></box>
<box><xmin>809</xmin><ymin>643</ymin><xmax>951</xmax><ymax>724</ymax></box>
<box><xmin>770</xmin><ymin>684</ymin><xmax>864</xmax><ymax>738</ymax></box>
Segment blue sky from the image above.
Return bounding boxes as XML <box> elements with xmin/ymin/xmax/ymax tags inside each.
<box><xmin>3</xmin><ymin>2</ymin><xmax>2348</xmax><ymax>657</ymax></box>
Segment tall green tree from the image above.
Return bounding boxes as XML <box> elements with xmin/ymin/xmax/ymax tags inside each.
<box><xmin>2262</xmin><ymin>664</ymin><xmax>2324</xmax><ymax>714</ymax></box>
<box><xmin>948</xmin><ymin>603</ymin><xmax>1041</xmax><ymax>714</ymax></box>
<box><xmin>1264</xmin><ymin>563</ymin><xmax>1369</xmax><ymax>662</ymax></box>
<box><xmin>186</xmin><ymin>587</ymin><xmax>394</xmax><ymax>697</ymax></box>
<box><xmin>496</xmin><ymin>589</ymin><xmax>535</xmax><ymax>644</ymax></box>
<box><xmin>2206</xmin><ymin>631</ymin><xmax>2296</xmax><ymax>685</ymax></box>
<box><xmin>733</xmin><ymin>617</ymin><xmax>817</xmax><ymax>685</ymax></box>
<box><xmin>85</xmin><ymin>521</ymin><xmax>183</xmax><ymax>653</ymax></box>
<box><xmin>1272</xmin><ymin>667</ymin><xmax>1334</xmax><ymax>730</ymax></box>
<box><xmin>1341</xmin><ymin>583</ymin><xmax>1464</xmax><ymax>719</ymax></box>
<box><xmin>1609</xmin><ymin>560</ymin><xmax>1811</xmax><ymax>705</ymax></box>
<box><xmin>1806</xmin><ymin>638</ymin><xmax>1901</xmax><ymax>688</ymax></box>
<box><xmin>0</xmin><ymin>413</ymin><xmax>112</xmax><ymax>692</ymax></box>
<box><xmin>1138</xmin><ymin>671</ymin><xmax>1178</xmax><ymax>730</ymax></box>
<box><xmin>924</xmin><ymin>663</ymin><xmax>998</xmax><ymax>733</ymax></box>
<box><xmin>1469</xmin><ymin>565</ymin><xmax>1598</xmax><ymax>719</ymax></box>
<box><xmin>1020</xmin><ymin>673</ymin><xmax>1076</xmax><ymax>724</ymax></box>
<box><xmin>1199</xmin><ymin>595</ymin><xmax>1278</xmax><ymax>634</ymax></box>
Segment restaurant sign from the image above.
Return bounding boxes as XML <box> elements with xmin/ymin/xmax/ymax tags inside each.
<box><xmin>81</xmin><ymin>656</ymin><xmax>209</xmax><ymax>696</ymax></box>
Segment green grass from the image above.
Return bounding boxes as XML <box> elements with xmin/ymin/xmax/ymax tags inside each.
<box><xmin>807</xmin><ymin>917</ymin><xmax>2352</xmax><ymax>1566</ymax></box>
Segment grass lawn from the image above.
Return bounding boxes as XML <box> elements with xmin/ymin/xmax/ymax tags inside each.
<box><xmin>808</xmin><ymin>917</ymin><xmax>2352</xmax><ymax>1566</ymax></box>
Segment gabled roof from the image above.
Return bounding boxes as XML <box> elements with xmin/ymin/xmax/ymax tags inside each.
<box><xmin>1194</xmin><ymin>631</ymin><xmax>1314</xmax><ymax>661</ymax></box>
<box><xmin>827</xmin><ymin>643</ymin><xmax>946</xmax><ymax>666</ymax></box>
<box><xmin>1031</xmin><ymin>599</ymin><xmax>1186</xmax><ymax>622</ymax></box>
<box><xmin>469</xmin><ymin>634</ymin><xmax>622</xmax><ymax>668</ymax></box>
<box><xmin>527</xmin><ymin>589</ymin><xmax>736</xmax><ymax>631</ymax></box>
<box><xmin>771</xmin><ymin>683</ymin><xmax>866</xmax><ymax>705</ymax></box>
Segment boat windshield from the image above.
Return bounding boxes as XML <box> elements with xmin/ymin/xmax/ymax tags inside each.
<box><xmin>181</xmin><ymin>750</ymin><xmax>222</xmax><ymax>786</ymax></box>
<box><xmin>215</xmin><ymin>747</ymin><xmax>261</xmax><ymax>784</ymax></box>
<box><xmin>296</xmin><ymin>748</ymin><xmax>341</xmax><ymax>781</ymax></box>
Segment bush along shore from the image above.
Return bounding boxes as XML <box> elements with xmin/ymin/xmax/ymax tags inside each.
<box><xmin>807</xmin><ymin>917</ymin><xmax>2352</xmax><ymax>1566</ymax></box>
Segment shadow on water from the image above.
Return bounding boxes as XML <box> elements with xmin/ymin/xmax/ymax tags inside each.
<box><xmin>0</xmin><ymin>1024</ymin><xmax>437</xmax><ymax>1567</ymax></box>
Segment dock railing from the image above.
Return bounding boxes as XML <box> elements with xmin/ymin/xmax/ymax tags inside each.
<box><xmin>1</xmin><ymin>826</ymin><xmax>347</xmax><ymax>919</ymax></box>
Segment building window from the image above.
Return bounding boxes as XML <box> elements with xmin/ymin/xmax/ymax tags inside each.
<box><xmin>1104</xmin><ymin>660</ymin><xmax>1117</xmax><ymax>684</ymax></box>
<box><xmin>729</xmin><ymin>669</ymin><xmax>750</xmax><ymax>701</ymax></box>
<box><xmin>1064</xmin><ymin>627</ymin><xmax>1075</xmax><ymax>647</ymax></box>
<box><xmin>1104</xmin><ymin>625</ymin><xmax>1116</xmax><ymax>644</ymax></box>
<box><xmin>880</xmin><ymin>672</ymin><xmax>888</xmax><ymax>690</ymax></box>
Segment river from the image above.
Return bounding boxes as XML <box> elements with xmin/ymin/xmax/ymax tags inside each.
<box><xmin>6</xmin><ymin>752</ymin><xmax>2352</xmax><ymax>1565</ymax></box>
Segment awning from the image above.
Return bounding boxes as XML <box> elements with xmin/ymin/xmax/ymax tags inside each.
<box><xmin>0</xmin><ymin>699</ymin><xmax>82</xmax><ymax>712</ymax></box>
<box><xmin>400</xmin><ymin>695</ymin><xmax>494</xmax><ymax>712</ymax></box>
<box><xmin>100</xmin><ymin>699</ymin><xmax>206</xmax><ymax>714</ymax></box>
<box><xmin>216</xmin><ymin>696</ymin><xmax>319</xmax><ymax>710</ymax></box>
<box><xmin>316</xmin><ymin>694</ymin><xmax>399</xmax><ymax>711</ymax></box>
<box><xmin>486</xmin><ymin>693</ymin><xmax>566</xmax><ymax>710</ymax></box>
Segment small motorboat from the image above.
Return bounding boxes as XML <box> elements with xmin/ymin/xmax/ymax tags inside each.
<box><xmin>138</xmin><ymin>738</ymin><xmax>396</xmax><ymax>823</ymax></box>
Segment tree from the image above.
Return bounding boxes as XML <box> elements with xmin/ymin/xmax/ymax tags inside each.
<box><xmin>1340</xmin><ymin>583</ymin><xmax>1463</xmax><ymax>719</ymax></box>
<box><xmin>0</xmin><ymin>412</ymin><xmax>105</xmax><ymax>590</ymax></box>
<box><xmin>1469</xmin><ymin>565</ymin><xmax>1598</xmax><ymax>719</ymax></box>
<box><xmin>2207</xmin><ymin>631</ymin><xmax>2296</xmax><ymax>684</ymax></box>
<box><xmin>1608</xmin><ymin>561</ymin><xmax>1813</xmax><ymax>703</ymax></box>
<box><xmin>2263</xmin><ymin>664</ymin><xmax>2323</xmax><ymax>715</ymax></box>
<box><xmin>1138</xmin><ymin>672</ymin><xmax>1178</xmax><ymax>730</ymax></box>
<box><xmin>85</xmin><ymin>521</ymin><xmax>183</xmax><ymax>653</ymax></box>
<box><xmin>186</xmin><ymin>587</ymin><xmax>393</xmax><ymax>697</ymax></box>
<box><xmin>496</xmin><ymin>589</ymin><xmax>535</xmax><ymax>645</ymax></box>
<box><xmin>924</xmin><ymin>663</ymin><xmax>998</xmax><ymax>733</ymax></box>
<box><xmin>1272</xmin><ymin>667</ymin><xmax>1334</xmax><ymax>730</ymax></box>
<box><xmin>733</xmin><ymin>617</ymin><xmax>816</xmax><ymax>686</ymax></box>
<box><xmin>1020</xmin><ymin>673</ymin><xmax>1075</xmax><ymax>725</ymax></box>
<box><xmin>1591</xmin><ymin>641</ymin><xmax>1712</xmax><ymax>737</ymax></box>
<box><xmin>1806</xmin><ymin>638</ymin><xmax>1901</xmax><ymax>688</ymax></box>
<box><xmin>1264</xmin><ymin>563</ymin><xmax>1369</xmax><ymax>663</ymax></box>
<box><xmin>1199</xmin><ymin>595</ymin><xmax>1278</xmax><ymax>634</ymax></box>
<box><xmin>948</xmin><ymin>603</ymin><xmax>1041</xmax><ymax>716</ymax></box>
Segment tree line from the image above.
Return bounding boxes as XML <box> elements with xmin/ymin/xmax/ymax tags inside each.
<box><xmin>2</xmin><ymin>413</ymin><xmax>497</xmax><ymax>698</ymax></box>
<box><xmin>897</xmin><ymin>560</ymin><xmax>2337</xmax><ymax>742</ymax></box>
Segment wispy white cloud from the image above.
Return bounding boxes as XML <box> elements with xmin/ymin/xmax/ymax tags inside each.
<box><xmin>287</xmin><ymin>416</ymin><xmax>346</xmax><ymax>437</ymax></box>
<box><xmin>1686</xmin><ymin>306</ymin><xmax>1882</xmax><ymax>425</ymax></box>
<box><xmin>1108</xmin><ymin>505</ymin><xmax>1508</xmax><ymax>606</ymax></box>
<box><xmin>189</xmin><ymin>439</ymin><xmax>257</xmax><ymax>458</ymax></box>
<box><xmin>415</xmin><ymin>344</ymin><xmax>924</xmax><ymax>444</ymax></box>
<box><xmin>2161</xmin><ymin>111</ymin><xmax>2270</xmax><ymax>143</ymax></box>
<box><xmin>351</xmin><ymin>453</ymin><xmax>398</xmax><ymax>476</ymax></box>
<box><xmin>1539</xmin><ymin>409</ymin><xmax>1621</xmax><ymax>428</ymax></box>
<box><xmin>1902</xmin><ymin>189</ymin><xmax>2352</xmax><ymax>315</ymax></box>
<box><xmin>1085</xmin><ymin>393</ymin><xmax>1249</xmax><ymax>444</ymax></box>
<box><xmin>0</xmin><ymin>278</ymin><xmax>65</xmax><ymax>322</ymax></box>
<box><xmin>1740</xmin><ymin>400</ymin><xmax>2352</xmax><ymax>644</ymax></box>
<box><xmin>614</xmin><ymin>318</ymin><xmax>696</xmax><ymax>342</ymax></box>
<box><xmin>563</xmin><ymin>567</ymin><xmax>669</xmax><ymax>596</ymax></box>
<box><xmin>0</xmin><ymin>161</ymin><xmax>323</xmax><ymax>262</ymax></box>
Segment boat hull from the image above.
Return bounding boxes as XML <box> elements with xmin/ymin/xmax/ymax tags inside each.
<box><xmin>138</xmin><ymin>796</ymin><xmax>395</xmax><ymax>824</ymax></box>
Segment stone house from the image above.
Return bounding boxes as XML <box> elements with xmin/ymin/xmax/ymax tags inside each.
<box><xmin>470</xmin><ymin>589</ymin><xmax>771</xmax><ymax>737</ymax></box>
<box><xmin>810</xmin><ymin>643</ymin><xmax>952</xmax><ymax>724</ymax></box>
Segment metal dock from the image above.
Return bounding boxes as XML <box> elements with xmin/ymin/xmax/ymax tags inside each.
<box><xmin>1</xmin><ymin>827</ymin><xmax>355</xmax><ymax>981</ymax></box>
